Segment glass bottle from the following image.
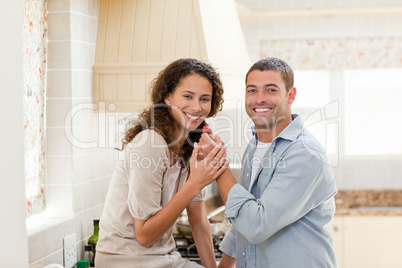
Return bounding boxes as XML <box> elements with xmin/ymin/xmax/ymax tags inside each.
<box><xmin>83</xmin><ymin>245</ymin><xmax>93</xmax><ymax>267</ymax></box>
<box><xmin>88</xmin><ymin>219</ymin><xmax>100</xmax><ymax>267</ymax></box>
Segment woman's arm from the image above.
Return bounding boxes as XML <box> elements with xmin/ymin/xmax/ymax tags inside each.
<box><xmin>187</xmin><ymin>201</ymin><xmax>217</xmax><ymax>268</ymax></box>
<box><xmin>218</xmin><ymin>254</ymin><xmax>236</xmax><ymax>268</ymax></box>
<box><xmin>134</xmin><ymin>143</ymin><xmax>230</xmax><ymax>247</ymax></box>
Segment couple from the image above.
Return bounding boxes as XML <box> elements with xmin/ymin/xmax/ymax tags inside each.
<box><xmin>95</xmin><ymin>58</ymin><xmax>338</xmax><ymax>268</ymax></box>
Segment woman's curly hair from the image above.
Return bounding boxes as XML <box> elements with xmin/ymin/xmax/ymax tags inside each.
<box><xmin>119</xmin><ymin>58</ymin><xmax>224</xmax><ymax>162</ymax></box>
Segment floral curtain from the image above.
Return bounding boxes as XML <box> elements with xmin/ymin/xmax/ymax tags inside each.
<box><xmin>23</xmin><ymin>0</ymin><xmax>47</xmax><ymax>216</ymax></box>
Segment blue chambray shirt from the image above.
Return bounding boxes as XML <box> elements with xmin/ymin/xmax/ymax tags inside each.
<box><xmin>220</xmin><ymin>114</ymin><xmax>338</xmax><ymax>268</ymax></box>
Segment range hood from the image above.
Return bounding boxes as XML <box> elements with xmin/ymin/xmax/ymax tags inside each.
<box><xmin>93</xmin><ymin>0</ymin><xmax>250</xmax><ymax>113</ymax></box>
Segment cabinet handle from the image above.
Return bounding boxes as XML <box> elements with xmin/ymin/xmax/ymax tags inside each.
<box><xmin>333</xmin><ymin>226</ymin><xmax>339</xmax><ymax>231</ymax></box>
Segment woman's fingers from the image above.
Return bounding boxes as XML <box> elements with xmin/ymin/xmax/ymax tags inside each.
<box><xmin>207</xmin><ymin>144</ymin><xmax>227</xmax><ymax>168</ymax></box>
<box><xmin>201</xmin><ymin>133</ymin><xmax>215</xmax><ymax>146</ymax></box>
<box><xmin>190</xmin><ymin>142</ymin><xmax>199</xmax><ymax>163</ymax></box>
<box><xmin>211</xmin><ymin>158</ymin><xmax>231</xmax><ymax>179</ymax></box>
<box><xmin>204</xmin><ymin>143</ymin><xmax>224</xmax><ymax>162</ymax></box>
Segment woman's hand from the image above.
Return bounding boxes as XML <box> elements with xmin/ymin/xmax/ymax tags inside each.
<box><xmin>189</xmin><ymin>142</ymin><xmax>230</xmax><ymax>190</ymax></box>
<box><xmin>197</xmin><ymin>133</ymin><xmax>225</xmax><ymax>160</ymax></box>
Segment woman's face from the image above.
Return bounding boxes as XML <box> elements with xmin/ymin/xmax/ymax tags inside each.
<box><xmin>164</xmin><ymin>74</ymin><xmax>213</xmax><ymax>134</ymax></box>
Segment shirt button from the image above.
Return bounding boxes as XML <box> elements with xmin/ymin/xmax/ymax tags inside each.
<box><xmin>246</xmin><ymin>173</ymin><xmax>249</xmax><ymax>177</ymax></box>
<box><xmin>242</xmin><ymin>252</ymin><xmax>246</xmax><ymax>256</ymax></box>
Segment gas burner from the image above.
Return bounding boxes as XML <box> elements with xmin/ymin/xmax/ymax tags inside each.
<box><xmin>174</xmin><ymin>233</ymin><xmax>223</xmax><ymax>264</ymax></box>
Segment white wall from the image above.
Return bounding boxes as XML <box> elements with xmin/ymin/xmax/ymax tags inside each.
<box><xmin>0</xmin><ymin>0</ymin><xmax>29</xmax><ymax>267</ymax></box>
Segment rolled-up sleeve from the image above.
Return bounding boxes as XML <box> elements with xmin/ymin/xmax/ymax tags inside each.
<box><xmin>224</xmin><ymin>184</ymin><xmax>255</xmax><ymax>219</ymax></box>
<box><xmin>219</xmin><ymin>226</ymin><xmax>237</xmax><ymax>258</ymax></box>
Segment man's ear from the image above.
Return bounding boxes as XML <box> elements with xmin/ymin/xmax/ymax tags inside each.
<box><xmin>288</xmin><ymin>87</ymin><xmax>296</xmax><ymax>104</ymax></box>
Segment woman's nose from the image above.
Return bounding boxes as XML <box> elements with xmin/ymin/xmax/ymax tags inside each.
<box><xmin>192</xmin><ymin>100</ymin><xmax>202</xmax><ymax>112</ymax></box>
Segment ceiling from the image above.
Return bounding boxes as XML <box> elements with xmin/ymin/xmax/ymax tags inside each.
<box><xmin>234</xmin><ymin>0</ymin><xmax>402</xmax><ymax>18</ymax></box>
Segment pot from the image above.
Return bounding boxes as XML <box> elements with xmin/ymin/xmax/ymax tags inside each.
<box><xmin>176</xmin><ymin>206</ymin><xmax>230</xmax><ymax>237</ymax></box>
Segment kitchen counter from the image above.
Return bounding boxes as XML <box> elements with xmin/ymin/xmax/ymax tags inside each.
<box><xmin>335</xmin><ymin>190</ymin><xmax>402</xmax><ymax>216</ymax></box>
<box><xmin>336</xmin><ymin>207</ymin><xmax>402</xmax><ymax>216</ymax></box>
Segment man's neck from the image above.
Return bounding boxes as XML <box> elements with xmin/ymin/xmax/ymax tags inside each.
<box><xmin>255</xmin><ymin>129</ymin><xmax>276</xmax><ymax>143</ymax></box>
<box><xmin>255</xmin><ymin>116</ymin><xmax>292</xmax><ymax>143</ymax></box>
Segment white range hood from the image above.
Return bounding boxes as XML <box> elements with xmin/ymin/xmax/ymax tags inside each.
<box><xmin>93</xmin><ymin>0</ymin><xmax>250</xmax><ymax>112</ymax></box>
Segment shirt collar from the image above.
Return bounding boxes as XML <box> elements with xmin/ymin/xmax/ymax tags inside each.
<box><xmin>251</xmin><ymin>114</ymin><xmax>302</xmax><ymax>143</ymax></box>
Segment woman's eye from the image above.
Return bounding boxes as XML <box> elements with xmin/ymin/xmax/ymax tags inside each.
<box><xmin>201</xmin><ymin>98</ymin><xmax>211</xmax><ymax>102</ymax></box>
<box><xmin>184</xmin><ymin>95</ymin><xmax>192</xmax><ymax>99</ymax></box>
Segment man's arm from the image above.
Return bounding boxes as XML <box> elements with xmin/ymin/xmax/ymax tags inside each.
<box><xmin>221</xmin><ymin>148</ymin><xmax>337</xmax><ymax>245</ymax></box>
<box><xmin>216</xmin><ymin>169</ymin><xmax>237</xmax><ymax>204</ymax></box>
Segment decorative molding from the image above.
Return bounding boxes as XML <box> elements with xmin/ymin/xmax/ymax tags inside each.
<box><xmin>261</xmin><ymin>37</ymin><xmax>402</xmax><ymax>70</ymax></box>
<box><xmin>236</xmin><ymin>4</ymin><xmax>402</xmax><ymax>18</ymax></box>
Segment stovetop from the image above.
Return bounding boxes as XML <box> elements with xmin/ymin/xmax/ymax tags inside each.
<box><xmin>174</xmin><ymin>233</ymin><xmax>224</xmax><ymax>264</ymax></box>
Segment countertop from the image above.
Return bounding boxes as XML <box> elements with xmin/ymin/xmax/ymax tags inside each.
<box><xmin>206</xmin><ymin>190</ymin><xmax>402</xmax><ymax>216</ymax></box>
<box><xmin>335</xmin><ymin>190</ymin><xmax>402</xmax><ymax>216</ymax></box>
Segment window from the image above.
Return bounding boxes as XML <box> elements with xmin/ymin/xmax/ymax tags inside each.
<box><xmin>23</xmin><ymin>0</ymin><xmax>47</xmax><ymax>216</ymax></box>
<box><xmin>344</xmin><ymin>68</ymin><xmax>402</xmax><ymax>155</ymax></box>
<box><xmin>293</xmin><ymin>70</ymin><xmax>338</xmax><ymax>157</ymax></box>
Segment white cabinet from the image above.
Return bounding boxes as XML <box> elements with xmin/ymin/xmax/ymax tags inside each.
<box><xmin>332</xmin><ymin>215</ymin><xmax>402</xmax><ymax>268</ymax></box>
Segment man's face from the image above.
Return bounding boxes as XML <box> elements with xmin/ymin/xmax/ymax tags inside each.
<box><xmin>245</xmin><ymin>70</ymin><xmax>296</xmax><ymax>133</ymax></box>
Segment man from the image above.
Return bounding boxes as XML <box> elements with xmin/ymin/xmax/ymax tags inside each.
<box><xmin>216</xmin><ymin>57</ymin><xmax>338</xmax><ymax>267</ymax></box>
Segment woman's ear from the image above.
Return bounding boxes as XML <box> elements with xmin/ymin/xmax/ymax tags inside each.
<box><xmin>164</xmin><ymin>94</ymin><xmax>171</xmax><ymax>105</ymax></box>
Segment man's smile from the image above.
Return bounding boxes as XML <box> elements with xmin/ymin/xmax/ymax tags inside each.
<box><xmin>253</xmin><ymin>107</ymin><xmax>272</xmax><ymax>113</ymax></box>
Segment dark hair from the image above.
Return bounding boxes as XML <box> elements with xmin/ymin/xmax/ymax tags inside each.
<box><xmin>119</xmin><ymin>58</ymin><xmax>224</xmax><ymax>162</ymax></box>
<box><xmin>245</xmin><ymin>57</ymin><xmax>294</xmax><ymax>91</ymax></box>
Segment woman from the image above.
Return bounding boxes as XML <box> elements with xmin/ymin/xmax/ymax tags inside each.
<box><xmin>95</xmin><ymin>58</ymin><xmax>228</xmax><ymax>268</ymax></box>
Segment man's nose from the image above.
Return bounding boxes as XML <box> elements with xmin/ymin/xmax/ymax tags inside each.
<box><xmin>256</xmin><ymin>91</ymin><xmax>267</xmax><ymax>104</ymax></box>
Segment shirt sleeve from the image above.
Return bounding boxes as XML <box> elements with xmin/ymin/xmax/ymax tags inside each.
<box><xmin>219</xmin><ymin>225</ymin><xmax>237</xmax><ymax>258</ymax></box>
<box><xmin>191</xmin><ymin>187</ymin><xmax>206</xmax><ymax>202</ymax></box>
<box><xmin>224</xmin><ymin>146</ymin><xmax>337</xmax><ymax>245</ymax></box>
<box><xmin>125</xmin><ymin>130</ymin><xmax>170</xmax><ymax>220</ymax></box>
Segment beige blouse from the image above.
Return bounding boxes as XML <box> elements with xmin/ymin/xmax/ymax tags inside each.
<box><xmin>96</xmin><ymin>130</ymin><xmax>205</xmax><ymax>267</ymax></box>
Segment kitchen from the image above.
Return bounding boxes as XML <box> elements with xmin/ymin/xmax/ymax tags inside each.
<box><xmin>1</xmin><ymin>0</ymin><xmax>402</xmax><ymax>267</ymax></box>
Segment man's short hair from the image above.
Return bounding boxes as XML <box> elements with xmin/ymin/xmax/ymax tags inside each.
<box><xmin>245</xmin><ymin>57</ymin><xmax>294</xmax><ymax>92</ymax></box>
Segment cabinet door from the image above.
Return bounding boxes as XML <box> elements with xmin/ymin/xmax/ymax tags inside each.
<box><xmin>331</xmin><ymin>216</ymin><xmax>344</xmax><ymax>268</ymax></box>
<box><xmin>344</xmin><ymin>216</ymin><xmax>402</xmax><ymax>268</ymax></box>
